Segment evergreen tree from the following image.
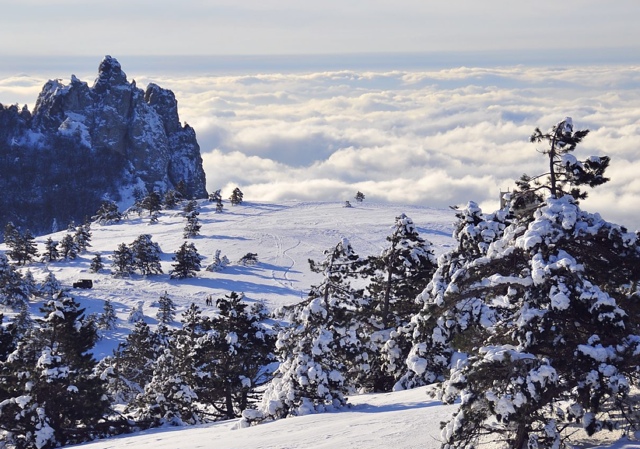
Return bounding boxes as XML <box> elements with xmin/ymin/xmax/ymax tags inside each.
<box><xmin>205</xmin><ymin>249</ymin><xmax>230</xmax><ymax>272</ymax></box>
<box><xmin>395</xmin><ymin>202</ymin><xmax>509</xmax><ymax>391</ymax></box>
<box><xmin>41</xmin><ymin>237</ymin><xmax>59</xmax><ymax>263</ymax></box>
<box><xmin>183</xmin><ymin>210</ymin><xmax>201</xmax><ymax>238</ymax></box>
<box><xmin>92</xmin><ymin>200</ymin><xmax>122</xmax><ymax>225</ymax></box>
<box><xmin>0</xmin><ymin>293</ymin><xmax>113</xmax><ymax>448</ymax></box>
<box><xmin>58</xmin><ymin>233</ymin><xmax>79</xmax><ymax>260</ymax></box>
<box><xmin>208</xmin><ymin>189</ymin><xmax>222</xmax><ymax>203</ymax></box>
<box><xmin>163</xmin><ymin>189</ymin><xmax>180</xmax><ymax>209</ymax></box>
<box><xmin>0</xmin><ymin>254</ymin><xmax>29</xmax><ymax>308</ymax></box>
<box><xmin>229</xmin><ymin>187</ymin><xmax>243</xmax><ymax>206</ymax></box>
<box><xmin>73</xmin><ymin>223</ymin><xmax>92</xmax><ymax>253</ymax></box>
<box><xmin>140</xmin><ymin>191</ymin><xmax>162</xmax><ymax>217</ymax></box>
<box><xmin>216</xmin><ymin>197</ymin><xmax>224</xmax><ymax>213</ymax></box>
<box><xmin>438</xmin><ymin>197</ymin><xmax>640</xmax><ymax>449</ymax></box>
<box><xmin>112</xmin><ymin>243</ymin><xmax>134</xmax><ymax>277</ymax></box>
<box><xmin>9</xmin><ymin>229</ymin><xmax>39</xmax><ymax>265</ymax></box>
<box><xmin>90</xmin><ymin>253</ymin><xmax>104</xmax><ymax>273</ymax></box>
<box><xmin>198</xmin><ymin>293</ymin><xmax>275</xmax><ymax>420</ymax></box>
<box><xmin>514</xmin><ymin>117</ymin><xmax>609</xmax><ymax>208</ymax></box>
<box><xmin>127</xmin><ymin>301</ymin><xmax>145</xmax><ymax>323</ymax></box>
<box><xmin>3</xmin><ymin>221</ymin><xmax>20</xmax><ymax>248</ymax></box>
<box><xmin>130</xmin><ymin>234</ymin><xmax>163</xmax><ymax>276</ymax></box>
<box><xmin>250</xmin><ymin>239</ymin><xmax>370</xmax><ymax>422</ymax></box>
<box><xmin>156</xmin><ymin>291</ymin><xmax>176</xmax><ymax>324</ymax></box>
<box><xmin>170</xmin><ymin>242</ymin><xmax>202</xmax><ymax>279</ymax></box>
<box><xmin>37</xmin><ymin>271</ymin><xmax>62</xmax><ymax>300</ymax></box>
<box><xmin>355</xmin><ymin>191</ymin><xmax>365</xmax><ymax>202</ymax></box>
<box><xmin>99</xmin><ymin>321</ymin><xmax>167</xmax><ymax>404</ymax></box>
<box><xmin>98</xmin><ymin>299</ymin><xmax>117</xmax><ymax>330</ymax></box>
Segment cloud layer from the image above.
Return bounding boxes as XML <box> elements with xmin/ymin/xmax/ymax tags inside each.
<box><xmin>2</xmin><ymin>64</ymin><xmax>640</xmax><ymax>228</ymax></box>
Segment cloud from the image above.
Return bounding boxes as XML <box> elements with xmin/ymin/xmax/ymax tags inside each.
<box><xmin>3</xmin><ymin>63</ymin><xmax>640</xmax><ymax>229</ymax></box>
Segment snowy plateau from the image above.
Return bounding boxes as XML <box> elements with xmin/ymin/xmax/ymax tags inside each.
<box><xmin>1</xmin><ymin>200</ymin><xmax>636</xmax><ymax>449</ymax></box>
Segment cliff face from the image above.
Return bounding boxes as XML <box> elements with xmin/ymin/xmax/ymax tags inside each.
<box><xmin>0</xmin><ymin>56</ymin><xmax>208</xmax><ymax>233</ymax></box>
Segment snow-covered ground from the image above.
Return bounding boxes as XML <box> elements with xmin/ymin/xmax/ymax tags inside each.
<box><xmin>3</xmin><ymin>200</ymin><xmax>636</xmax><ymax>448</ymax></box>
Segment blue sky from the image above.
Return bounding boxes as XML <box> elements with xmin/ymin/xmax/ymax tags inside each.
<box><xmin>1</xmin><ymin>1</ymin><xmax>639</xmax><ymax>56</ymax></box>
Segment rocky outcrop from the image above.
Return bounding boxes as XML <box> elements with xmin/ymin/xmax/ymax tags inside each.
<box><xmin>28</xmin><ymin>55</ymin><xmax>207</xmax><ymax>199</ymax></box>
<box><xmin>0</xmin><ymin>56</ymin><xmax>208</xmax><ymax>233</ymax></box>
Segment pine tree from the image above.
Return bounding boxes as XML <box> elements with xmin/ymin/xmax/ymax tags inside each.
<box><xmin>197</xmin><ymin>293</ymin><xmax>275</xmax><ymax>420</ymax></box>
<box><xmin>0</xmin><ymin>254</ymin><xmax>29</xmax><ymax>308</ymax></box>
<box><xmin>183</xmin><ymin>210</ymin><xmax>201</xmax><ymax>238</ymax></box>
<box><xmin>250</xmin><ymin>239</ymin><xmax>370</xmax><ymax>422</ymax></box>
<box><xmin>163</xmin><ymin>189</ymin><xmax>180</xmax><ymax>209</ymax></box>
<box><xmin>355</xmin><ymin>191</ymin><xmax>365</xmax><ymax>202</ymax></box>
<box><xmin>112</xmin><ymin>243</ymin><xmax>134</xmax><ymax>277</ymax></box>
<box><xmin>90</xmin><ymin>253</ymin><xmax>104</xmax><ymax>273</ymax></box>
<box><xmin>156</xmin><ymin>291</ymin><xmax>176</xmax><ymax>324</ymax></box>
<box><xmin>127</xmin><ymin>301</ymin><xmax>145</xmax><ymax>323</ymax></box>
<box><xmin>98</xmin><ymin>299</ymin><xmax>117</xmax><ymax>330</ymax></box>
<box><xmin>73</xmin><ymin>223</ymin><xmax>92</xmax><ymax>254</ymax></box>
<box><xmin>170</xmin><ymin>242</ymin><xmax>202</xmax><ymax>279</ymax></box>
<box><xmin>58</xmin><ymin>233</ymin><xmax>79</xmax><ymax>260</ymax></box>
<box><xmin>3</xmin><ymin>221</ymin><xmax>20</xmax><ymax>249</ymax></box>
<box><xmin>205</xmin><ymin>249</ymin><xmax>230</xmax><ymax>272</ymax></box>
<box><xmin>0</xmin><ymin>293</ymin><xmax>113</xmax><ymax>448</ymax></box>
<box><xmin>99</xmin><ymin>320</ymin><xmax>167</xmax><ymax>404</ymax></box>
<box><xmin>36</xmin><ymin>271</ymin><xmax>61</xmax><ymax>300</ymax></box>
<box><xmin>92</xmin><ymin>200</ymin><xmax>122</xmax><ymax>225</ymax></box>
<box><xmin>395</xmin><ymin>202</ymin><xmax>509</xmax><ymax>391</ymax></box>
<box><xmin>216</xmin><ymin>197</ymin><xmax>224</xmax><ymax>213</ymax></box>
<box><xmin>140</xmin><ymin>191</ymin><xmax>162</xmax><ymax>217</ymax></box>
<box><xmin>208</xmin><ymin>189</ymin><xmax>222</xmax><ymax>203</ymax></box>
<box><xmin>514</xmin><ymin>117</ymin><xmax>609</xmax><ymax>209</ymax></box>
<box><xmin>130</xmin><ymin>234</ymin><xmax>163</xmax><ymax>276</ymax></box>
<box><xmin>229</xmin><ymin>187</ymin><xmax>243</xmax><ymax>206</ymax></box>
<box><xmin>126</xmin><ymin>325</ymin><xmax>200</xmax><ymax>427</ymax></box>
<box><xmin>41</xmin><ymin>237</ymin><xmax>59</xmax><ymax>263</ymax></box>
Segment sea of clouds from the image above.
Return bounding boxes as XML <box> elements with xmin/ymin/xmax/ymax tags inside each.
<box><xmin>2</xmin><ymin>61</ymin><xmax>639</xmax><ymax>229</ymax></box>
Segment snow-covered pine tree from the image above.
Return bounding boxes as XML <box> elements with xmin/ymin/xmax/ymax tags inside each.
<box><xmin>41</xmin><ymin>237</ymin><xmax>59</xmax><ymax>263</ymax></box>
<box><xmin>73</xmin><ymin>223</ymin><xmax>92</xmax><ymax>254</ymax></box>
<box><xmin>183</xmin><ymin>210</ymin><xmax>201</xmax><ymax>238</ymax></box>
<box><xmin>90</xmin><ymin>253</ymin><xmax>104</xmax><ymax>273</ymax></box>
<box><xmin>433</xmin><ymin>119</ymin><xmax>640</xmax><ymax>449</ymax></box>
<box><xmin>0</xmin><ymin>254</ymin><xmax>29</xmax><ymax>308</ymax></box>
<box><xmin>126</xmin><ymin>325</ymin><xmax>200</xmax><ymax>427</ymax></box>
<box><xmin>127</xmin><ymin>301</ymin><xmax>145</xmax><ymax>323</ymax></box>
<box><xmin>170</xmin><ymin>242</ymin><xmax>202</xmax><ymax>279</ymax></box>
<box><xmin>92</xmin><ymin>200</ymin><xmax>122</xmax><ymax>225</ymax></box>
<box><xmin>0</xmin><ymin>293</ymin><xmax>114</xmax><ymax>448</ymax></box>
<box><xmin>394</xmin><ymin>202</ymin><xmax>509</xmax><ymax>391</ymax></box>
<box><xmin>355</xmin><ymin>213</ymin><xmax>438</xmax><ymax>391</ymax></box>
<box><xmin>229</xmin><ymin>187</ymin><xmax>243</xmax><ymax>206</ymax></box>
<box><xmin>37</xmin><ymin>271</ymin><xmax>62</xmax><ymax>300</ymax></box>
<box><xmin>163</xmin><ymin>189</ymin><xmax>180</xmax><ymax>209</ymax></box>
<box><xmin>249</xmin><ymin>238</ymin><xmax>370</xmax><ymax>422</ymax></box>
<box><xmin>98</xmin><ymin>299</ymin><xmax>117</xmax><ymax>330</ymax></box>
<box><xmin>355</xmin><ymin>191</ymin><xmax>365</xmax><ymax>202</ymax></box>
<box><xmin>130</xmin><ymin>234</ymin><xmax>163</xmax><ymax>276</ymax></box>
<box><xmin>196</xmin><ymin>293</ymin><xmax>275</xmax><ymax>420</ymax></box>
<box><xmin>112</xmin><ymin>243</ymin><xmax>134</xmax><ymax>277</ymax></box>
<box><xmin>99</xmin><ymin>320</ymin><xmax>168</xmax><ymax>404</ymax></box>
<box><xmin>156</xmin><ymin>291</ymin><xmax>176</xmax><ymax>324</ymax></box>
<box><xmin>140</xmin><ymin>191</ymin><xmax>162</xmax><ymax>217</ymax></box>
<box><xmin>58</xmin><ymin>233</ymin><xmax>79</xmax><ymax>260</ymax></box>
<box><xmin>205</xmin><ymin>249</ymin><xmax>230</xmax><ymax>272</ymax></box>
<box><xmin>7</xmin><ymin>229</ymin><xmax>39</xmax><ymax>265</ymax></box>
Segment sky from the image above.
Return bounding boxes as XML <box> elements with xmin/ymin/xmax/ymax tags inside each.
<box><xmin>1</xmin><ymin>3</ymin><xmax>640</xmax><ymax>228</ymax></box>
<box><xmin>1</xmin><ymin>1</ymin><xmax>640</xmax><ymax>56</ymax></box>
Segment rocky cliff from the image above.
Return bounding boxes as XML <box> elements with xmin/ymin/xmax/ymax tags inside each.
<box><xmin>0</xmin><ymin>56</ymin><xmax>208</xmax><ymax>234</ymax></box>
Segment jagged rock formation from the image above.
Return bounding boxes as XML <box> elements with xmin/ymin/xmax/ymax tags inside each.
<box><xmin>0</xmin><ymin>56</ymin><xmax>207</xmax><ymax>234</ymax></box>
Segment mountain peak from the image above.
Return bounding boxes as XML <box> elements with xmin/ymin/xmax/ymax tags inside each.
<box><xmin>94</xmin><ymin>55</ymin><xmax>127</xmax><ymax>92</ymax></box>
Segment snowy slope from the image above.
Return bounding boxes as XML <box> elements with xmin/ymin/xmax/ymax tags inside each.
<box><xmin>4</xmin><ymin>201</ymin><xmax>636</xmax><ymax>449</ymax></box>
<box><xmin>5</xmin><ymin>200</ymin><xmax>455</xmax><ymax>360</ymax></box>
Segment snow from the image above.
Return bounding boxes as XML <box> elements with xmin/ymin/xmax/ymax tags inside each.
<box><xmin>3</xmin><ymin>200</ymin><xmax>636</xmax><ymax>449</ymax></box>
